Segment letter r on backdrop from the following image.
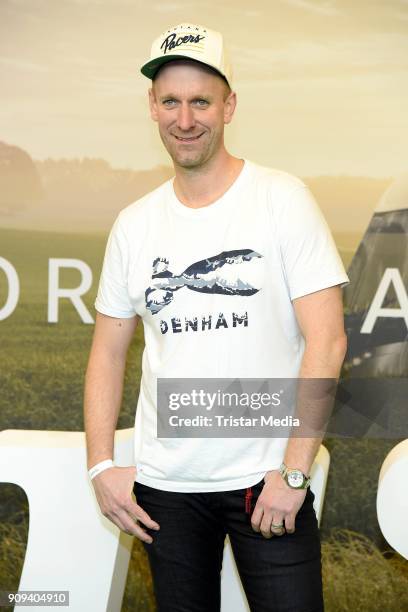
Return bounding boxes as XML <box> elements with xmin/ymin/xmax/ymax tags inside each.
<box><xmin>48</xmin><ymin>258</ymin><xmax>93</xmax><ymax>324</ymax></box>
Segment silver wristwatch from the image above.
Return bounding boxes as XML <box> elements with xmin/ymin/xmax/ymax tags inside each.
<box><xmin>279</xmin><ymin>462</ymin><xmax>311</xmax><ymax>489</ymax></box>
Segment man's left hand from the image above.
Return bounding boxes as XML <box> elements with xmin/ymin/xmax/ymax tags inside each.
<box><xmin>250</xmin><ymin>469</ymin><xmax>306</xmax><ymax>538</ymax></box>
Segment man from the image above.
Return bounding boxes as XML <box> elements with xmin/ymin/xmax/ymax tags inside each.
<box><xmin>84</xmin><ymin>23</ymin><xmax>349</xmax><ymax>612</ymax></box>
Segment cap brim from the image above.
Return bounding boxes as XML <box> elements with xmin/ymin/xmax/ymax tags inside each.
<box><xmin>140</xmin><ymin>55</ymin><xmax>229</xmax><ymax>84</ymax></box>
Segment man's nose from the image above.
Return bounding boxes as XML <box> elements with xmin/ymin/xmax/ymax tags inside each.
<box><xmin>176</xmin><ymin>103</ymin><xmax>195</xmax><ymax>131</ymax></box>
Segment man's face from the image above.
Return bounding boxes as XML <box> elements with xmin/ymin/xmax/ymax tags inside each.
<box><xmin>148</xmin><ymin>61</ymin><xmax>236</xmax><ymax>170</ymax></box>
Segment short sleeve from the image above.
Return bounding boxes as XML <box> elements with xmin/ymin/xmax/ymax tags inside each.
<box><xmin>94</xmin><ymin>214</ymin><xmax>136</xmax><ymax>318</ymax></box>
<box><xmin>275</xmin><ymin>184</ymin><xmax>350</xmax><ymax>301</ymax></box>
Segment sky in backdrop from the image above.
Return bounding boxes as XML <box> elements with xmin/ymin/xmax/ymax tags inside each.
<box><xmin>1</xmin><ymin>0</ymin><xmax>408</xmax><ymax>178</ymax></box>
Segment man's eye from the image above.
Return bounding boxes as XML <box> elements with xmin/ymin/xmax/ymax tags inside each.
<box><xmin>194</xmin><ymin>99</ymin><xmax>209</xmax><ymax>107</ymax></box>
<box><xmin>163</xmin><ymin>99</ymin><xmax>176</xmax><ymax>107</ymax></box>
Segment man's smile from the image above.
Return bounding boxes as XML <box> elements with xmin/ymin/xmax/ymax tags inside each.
<box><xmin>173</xmin><ymin>132</ymin><xmax>205</xmax><ymax>142</ymax></box>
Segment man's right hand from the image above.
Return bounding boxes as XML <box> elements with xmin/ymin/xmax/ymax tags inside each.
<box><xmin>91</xmin><ymin>465</ymin><xmax>160</xmax><ymax>544</ymax></box>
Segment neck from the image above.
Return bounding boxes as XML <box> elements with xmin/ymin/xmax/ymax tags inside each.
<box><xmin>172</xmin><ymin>148</ymin><xmax>245</xmax><ymax>209</ymax></box>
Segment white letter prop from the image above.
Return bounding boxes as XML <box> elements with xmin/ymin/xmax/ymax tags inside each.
<box><xmin>48</xmin><ymin>258</ymin><xmax>93</xmax><ymax>323</ymax></box>
<box><xmin>0</xmin><ymin>257</ymin><xmax>20</xmax><ymax>320</ymax></box>
<box><xmin>377</xmin><ymin>439</ymin><xmax>408</xmax><ymax>559</ymax></box>
<box><xmin>0</xmin><ymin>429</ymin><xmax>134</xmax><ymax>612</ymax></box>
<box><xmin>361</xmin><ymin>268</ymin><xmax>408</xmax><ymax>334</ymax></box>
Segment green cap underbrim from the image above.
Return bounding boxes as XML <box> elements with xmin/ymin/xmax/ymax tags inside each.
<box><xmin>140</xmin><ymin>55</ymin><xmax>229</xmax><ymax>85</ymax></box>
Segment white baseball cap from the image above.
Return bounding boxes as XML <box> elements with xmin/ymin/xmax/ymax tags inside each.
<box><xmin>140</xmin><ymin>23</ymin><xmax>232</xmax><ymax>86</ymax></box>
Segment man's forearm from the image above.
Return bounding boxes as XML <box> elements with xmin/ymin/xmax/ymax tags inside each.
<box><xmin>84</xmin><ymin>353</ymin><xmax>127</xmax><ymax>470</ymax></box>
<box><xmin>282</xmin><ymin>336</ymin><xmax>347</xmax><ymax>475</ymax></box>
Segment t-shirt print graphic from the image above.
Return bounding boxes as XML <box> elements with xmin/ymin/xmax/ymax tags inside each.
<box><xmin>145</xmin><ymin>249</ymin><xmax>264</xmax><ymax>314</ymax></box>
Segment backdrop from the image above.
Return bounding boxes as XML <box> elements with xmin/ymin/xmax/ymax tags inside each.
<box><xmin>1</xmin><ymin>1</ymin><xmax>407</xmax><ymax>610</ymax></box>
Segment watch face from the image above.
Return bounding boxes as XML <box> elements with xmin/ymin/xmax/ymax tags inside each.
<box><xmin>288</xmin><ymin>470</ymin><xmax>304</xmax><ymax>488</ymax></box>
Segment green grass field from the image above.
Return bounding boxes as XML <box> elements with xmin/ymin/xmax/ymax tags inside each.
<box><xmin>0</xmin><ymin>227</ymin><xmax>406</xmax><ymax>610</ymax></box>
<box><xmin>0</xmin><ymin>227</ymin><xmax>143</xmax><ymax>432</ymax></box>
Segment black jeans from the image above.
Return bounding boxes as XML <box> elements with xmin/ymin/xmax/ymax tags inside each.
<box><xmin>133</xmin><ymin>477</ymin><xmax>324</xmax><ymax>612</ymax></box>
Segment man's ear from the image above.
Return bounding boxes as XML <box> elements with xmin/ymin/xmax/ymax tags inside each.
<box><xmin>223</xmin><ymin>90</ymin><xmax>237</xmax><ymax>125</ymax></box>
<box><xmin>148</xmin><ymin>87</ymin><xmax>158</xmax><ymax>122</ymax></box>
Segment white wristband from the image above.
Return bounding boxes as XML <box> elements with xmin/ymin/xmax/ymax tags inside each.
<box><xmin>88</xmin><ymin>459</ymin><xmax>114</xmax><ymax>480</ymax></box>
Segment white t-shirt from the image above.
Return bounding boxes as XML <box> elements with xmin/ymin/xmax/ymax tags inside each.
<box><xmin>94</xmin><ymin>159</ymin><xmax>349</xmax><ymax>492</ymax></box>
